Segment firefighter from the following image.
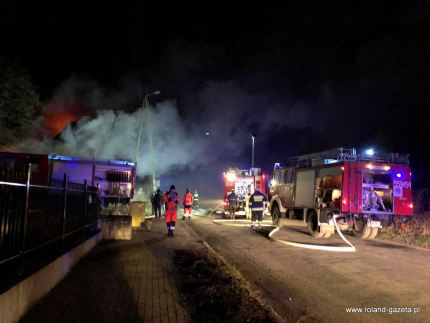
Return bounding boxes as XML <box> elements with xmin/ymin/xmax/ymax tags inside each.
<box><xmin>193</xmin><ymin>189</ymin><xmax>199</xmax><ymax>208</ymax></box>
<box><xmin>163</xmin><ymin>189</ymin><xmax>169</xmax><ymax>216</ymax></box>
<box><xmin>151</xmin><ymin>190</ymin><xmax>157</xmax><ymax>217</ymax></box>
<box><xmin>151</xmin><ymin>188</ymin><xmax>163</xmax><ymax>219</ymax></box>
<box><xmin>183</xmin><ymin>188</ymin><xmax>193</xmax><ymax>220</ymax></box>
<box><xmin>249</xmin><ymin>189</ymin><xmax>267</xmax><ymax>229</ymax></box>
<box><xmin>245</xmin><ymin>191</ymin><xmax>252</xmax><ymax>219</ymax></box>
<box><xmin>227</xmin><ymin>189</ymin><xmax>238</xmax><ymax>219</ymax></box>
<box><xmin>164</xmin><ymin>185</ymin><xmax>180</xmax><ymax>236</ymax></box>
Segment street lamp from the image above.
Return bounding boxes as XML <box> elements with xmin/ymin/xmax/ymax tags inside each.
<box><xmin>135</xmin><ymin>90</ymin><xmax>160</xmax><ymax>191</ymax></box>
<box><xmin>250</xmin><ymin>131</ymin><xmax>256</xmax><ymax>169</ymax></box>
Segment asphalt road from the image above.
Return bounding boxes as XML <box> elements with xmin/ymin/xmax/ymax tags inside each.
<box><xmin>190</xmin><ymin>200</ymin><xmax>430</xmax><ymax>323</ymax></box>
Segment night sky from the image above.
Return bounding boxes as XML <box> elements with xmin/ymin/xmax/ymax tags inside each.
<box><xmin>1</xmin><ymin>1</ymin><xmax>430</xmax><ymax>194</ymax></box>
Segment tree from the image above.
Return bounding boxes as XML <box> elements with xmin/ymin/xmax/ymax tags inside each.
<box><xmin>0</xmin><ymin>61</ymin><xmax>40</xmax><ymax>147</ymax></box>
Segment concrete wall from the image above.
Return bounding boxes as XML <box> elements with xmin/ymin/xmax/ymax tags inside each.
<box><xmin>0</xmin><ymin>232</ymin><xmax>102</xmax><ymax>323</ymax></box>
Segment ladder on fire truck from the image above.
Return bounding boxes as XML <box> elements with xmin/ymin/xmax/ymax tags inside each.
<box><xmin>288</xmin><ymin>147</ymin><xmax>409</xmax><ymax>168</ymax></box>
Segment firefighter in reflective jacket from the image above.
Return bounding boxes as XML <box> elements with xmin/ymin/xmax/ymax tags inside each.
<box><xmin>245</xmin><ymin>192</ymin><xmax>252</xmax><ymax>219</ymax></box>
<box><xmin>249</xmin><ymin>189</ymin><xmax>267</xmax><ymax>229</ymax></box>
<box><xmin>164</xmin><ymin>185</ymin><xmax>180</xmax><ymax>237</ymax></box>
<box><xmin>183</xmin><ymin>188</ymin><xmax>193</xmax><ymax>220</ymax></box>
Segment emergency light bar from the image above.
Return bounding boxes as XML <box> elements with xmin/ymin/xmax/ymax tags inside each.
<box><xmin>48</xmin><ymin>154</ymin><xmax>135</xmax><ymax>166</ymax></box>
<box><xmin>365</xmin><ymin>148</ymin><xmax>375</xmax><ymax>156</ymax></box>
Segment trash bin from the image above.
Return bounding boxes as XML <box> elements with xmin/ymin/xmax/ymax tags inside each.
<box><xmin>130</xmin><ymin>201</ymin><xmax>146</xmax><ymax>227</ymax></box>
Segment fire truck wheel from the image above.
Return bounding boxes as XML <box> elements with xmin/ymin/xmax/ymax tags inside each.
<box><xmin>368</xmin><ymin>227</ymin><xmax>379</xmax><ymax>239</ymax></box>
<box><xmin>352</xmin><ymin>217</ymin><xmax>372</xmax><ymax>239</ymax></box>
<box><xmin>271</xmin><ymin>205</ymin><xmax>281</xmax><ymax>226</ymax></box>
<box><xmin>307</xmin><ymin>211</ymin><xmax>324</xmax><ymax>238</ymax></box>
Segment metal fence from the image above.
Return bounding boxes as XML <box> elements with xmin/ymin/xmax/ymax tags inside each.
<box><xmin>0</xmin><ymin>163</ymin><xmax>99</xmax><ymax>273</ymax></box>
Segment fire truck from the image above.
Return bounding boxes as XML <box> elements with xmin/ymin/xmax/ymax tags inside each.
<box><xmin>223</xmin><ymin>167</ymin><xmax>267</xmax><ymax>217</ymax></box>
<box><xmin>0</xmin><ymin>152</ymin><xmax>136</xmax><ymax>206</ymax></box>
<box><xmin>269</xmin><ymin>148</ymin><xmax>413</xmax><ymax>239</ymax></box>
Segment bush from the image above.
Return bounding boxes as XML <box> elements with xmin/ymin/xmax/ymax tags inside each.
<box><xmin>379</xmin><ymin>213</ymin><xmax>430</xmax><ymax>248</ymax></box>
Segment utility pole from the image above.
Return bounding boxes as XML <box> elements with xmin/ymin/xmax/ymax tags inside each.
<box><xmin>135</xmin><ymin>105</ymin><xmax>144</xmax><ymax>164</ymax></box>
<box><xmin>135</xmin><ymin>91</ymin><xmax>160</xmax><ymax>191</ymax></box>
<box><xmin>146</xmin><ymin>95</ymin><xmax>156</xmax><ymax>192</ymax></box>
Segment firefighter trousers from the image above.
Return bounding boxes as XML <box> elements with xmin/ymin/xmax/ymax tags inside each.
<box><xmin>166</xmin><ymin>210</ymin><xmax>177</xmax><ymax>236</ymax></box>
<box><xmin>184</xmin><ymin>205</ymin><xmax>192</xmax><ymax>217</ymax></box>
<box><xmin>153</xmin><ymin>205</ymin><xmax>162</xmax><ymax>219</ymax></box>
<box><xmin>166</xmin><ymin>210</ymin><xmax>177</xmax><ymax>223</ymax></box>
<box><xmin>251</xmin><ymin>211</ymin><xmax>263</xmax><ymax>222</ymax></box>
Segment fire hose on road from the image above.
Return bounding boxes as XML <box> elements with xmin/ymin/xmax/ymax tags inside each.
<box><xmin>213</xmin><ymin>215</ymin><xmax>356</xmax><ymax>253</ymax></box>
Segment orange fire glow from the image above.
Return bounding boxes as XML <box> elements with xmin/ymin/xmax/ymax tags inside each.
<box><xmin>44</xmin><ymin>112</ymin><xmax>82</xmax><ymax>137</ymax></box>
<box><xmin>42</xmin><ymin>101</ymin><xmax>94</xmax><ymax>137</ymax></box>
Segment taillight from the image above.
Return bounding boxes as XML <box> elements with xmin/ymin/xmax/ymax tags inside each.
<box><xmin>409</xmin><ymin>203</ymin><xmax>414</xmax><ymax>209</ymax></box>
<box><xmin>342</xmin><ymin>198</ymin><xmax>347</xmax><ymax>205</ymax></box>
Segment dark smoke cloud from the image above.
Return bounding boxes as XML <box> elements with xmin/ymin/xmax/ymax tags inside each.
<box><xmin>20</xmin><ymin>75</ymin><xmax>314</xmax><ymax>198</ymax></box>
<box><xmin>50</xmin><ymin>75</ymin><xmax>104</xmax><ymax>108</ymax></box>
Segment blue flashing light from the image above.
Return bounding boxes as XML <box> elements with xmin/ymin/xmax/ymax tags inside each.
<box><xmin>48</xmin><ymin>154</ymin><xmax>74</xmax><ymax>161</ymax></box>
<box><xmin>324</xmin><ymin>159</ymin><xmax>337</xmax><ymax>164</ymax></box>
<box><xmin>396</xmin><ymin>172</ymin><xmax>402</xmax><ymax>178</ymax></box>
<box><xmin>365</xmin><ymin>148</ymin><xmax>374</xmax><ymax>156</ymax></box>
<box><xmin>110</xmin><ymin>159</ymin><xmax>135</xmax><ymax>166</ymax></box>
<box><xmin>49</xmin><ymin>154</ymin><xmax>134</xmax><ymax>166</ymax></box>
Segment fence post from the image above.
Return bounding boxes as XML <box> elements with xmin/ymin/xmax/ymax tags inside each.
<box><xmin>18</xmin><ymin>163</ymin><xmax>31</xmax><ymax>275</ymax></box>
<box><xmin>61</xmin><ymin>173</ymin><xmax>68</xmax><ymax>243</ymax></box>
<box><xmin>83</xmin><ymin>179</ymin><xmax>88</xmax><ymax>236</ymax></box>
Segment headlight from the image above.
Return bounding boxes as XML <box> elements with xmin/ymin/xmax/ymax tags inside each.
<box><xmin>226</xmin><ymin>173</ymin><xmax>236</xmax><ymax>182</ymax></box>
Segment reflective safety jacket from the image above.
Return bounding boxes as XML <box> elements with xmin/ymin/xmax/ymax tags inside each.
<box><xmin>249</xmin><ymin>190</ymin><xmax>267</xmax><ymax>211</ymax></box>
<box><xmin>193</xmin><ymin>192</ymin><xmax>199</xmax><ymax>200</ymax></box>
<box><xmin>184</xmin><ymin>192</ymin><xmax>193</xmax><ymax>206</ymax></box>
<box><xmin>245</xmin><ymin>193</ymin><xmax>251</xmax><ymax>208</ymax></box>
<box><xmin>164</xmin><ymin>191</ymin><xmax>180</xmax><ymax>211</ymax></box>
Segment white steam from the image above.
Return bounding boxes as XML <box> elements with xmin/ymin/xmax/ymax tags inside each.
<box><xmin>21</xmin><ymin>101</ymin><xmax>212</xmax><ymax>177</ymax></box>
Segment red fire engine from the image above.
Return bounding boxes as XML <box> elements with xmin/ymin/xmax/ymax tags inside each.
<box><xmin>269</xmin><ymin>148</ymin><xmax>413</xmax><ymax>239</ymax></box>
<box><xmin>223</xmin><ymin>167</ymin><xmax>266</xmax><ymax>216</ymax></box>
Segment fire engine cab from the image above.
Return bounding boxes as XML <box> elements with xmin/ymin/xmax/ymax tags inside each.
<box><xmin>223</xmin><ymin>167</ymin><xmax>266</xmax><ymax>216</ymax></box>
<box><xmin>269</xmin><ymin>148</ymin><xmax>413</xmax><ymax>239</ymax></box>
